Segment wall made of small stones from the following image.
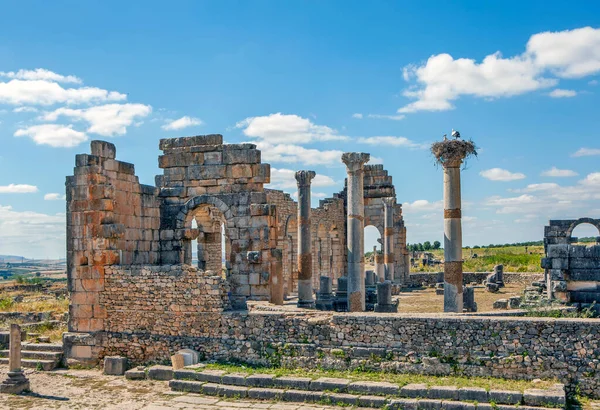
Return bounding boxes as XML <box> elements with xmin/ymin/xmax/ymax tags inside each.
<box><xmin>101</xmin><ymin>265</ymin><xmax>231</xmax><ymax>335</ymax></box>
<box><xmin>99</xmin><ymin>310</ymin><xmax>600</xmax><ymax>397</ymax></box>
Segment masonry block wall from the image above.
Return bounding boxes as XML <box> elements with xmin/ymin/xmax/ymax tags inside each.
<box><xmin>543</xmin><ymin>218</ymin><xmax>600</xmax><ymax>303</ymax></box>
<box><xmin>66</xmin><ymin>141</ymin><xmax>160</xmax><ymax>334</ymax></box>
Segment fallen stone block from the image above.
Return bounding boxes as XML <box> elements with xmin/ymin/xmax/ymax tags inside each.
<box><xmin>176</xmin><ymin>349</ymin><xmax>199</xmax><ymax>365</ymax></box>
<box><xmin>124</xmin><ymin>369</ymin><xmax>146</xmax><ymax>380</ymax></box>
<box><xmin>171</xmin><ymin>354</ymin><xmax>185</xmax><ymax>370</ymax></box>
<box><xmin>457</xmin><ymin>387</ymin><xmax>488</xmax><ymax>402</ymax></box>
<box><xmin>493</xmin><ymin>299</ymin><xmax>508</xmax><ymax>309</ymax></box>
<box><xmin>401</xmin><ymin>383</ymin><xmax>429</xmax><ymax>398</ymax></box>
<box><xmin>147</xmin><ymin>365</ymin><xmax>174</xmax><ymax>381</ymax></box>
<box><xmin>348</xmin><ymin>380</ymin><xmax>400</xmax><ymax>396</ymax></box>
<box><xmin>103</xmin><ymin>356</ymin><xmax>127</xmax><ymax>376</ymax></box>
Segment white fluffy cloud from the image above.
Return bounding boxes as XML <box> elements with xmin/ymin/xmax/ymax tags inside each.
<box><xmin>357</xmin><ymin>136</ymin><xmax>426</xmax><ymax>149</ymax></box>
<box><xmin>367</xmin><ymin>114</ymin><xmax>406</xmax><ymax>120</ymax></box>
<box><xmin>402</xmin><ymin>199</ymin><xmax>443</xmax><ymax>213</ymax></box>
<box><xmin>15</xmin><ymin>124</ymin><xmax>88</xmax><ymax>147</ymax></box>
<box><xmin>0</xmin><ymin>68</ymin><xmax>81</xmax><ymax>84</ymax></box>
<box><xmin>237</xmin><ymin>113</ymin><xmax>348</xmax><ymax>144</ymax></box>
<box><xmin>13</xmin><ymin>106</ymin><xmax>38</xmax><ymax>113</ymax></box>
<box><xmin>541</xmin><ymin>166</ymin><xmax>578</xmax><ymax>177</ymax></box>
<box><xmin>0</xmin><ymin>184</ymin><xmax>38</xmax><ymax>193</ymax></box>
<box><xmin>44</xmin><ymin>193</ymin><xmax>65</xmax><ymax>200</ymax></box>
<box><xmin>548</xmin><ymin>89</ymin><xmax>577</xmax><ymax>98</ymax></box>
<box><xmin>572</xmin><ymin>147</ymin><xmax>600</xmax><ymax>157</ymax></box>
<box><xmin>268</xmin><ymin>168</ymin><xmax>337</xmax><ymax>190</ymax></box>
<box><xmin>400</xmin><ymin>26</ymin><xmax>600</xmax><ymax>113</ymax></box>
<box><xmin>255</xmin><ymin>141</ymin><xmax>344</xmax><ymax>166</ymax></box>
<box><xmin>162</xmin><ymin>116</ymin><xmax>203</xmax><ymax>131</ymax></box>
<box><xmin>43</xmin><ymin>103</ymin><xmax>151</xmax><ymax>137</ymax></box>
<box><xmin>0</xmin><ymin>79</ymin><xmax>126</xmax><ymax>106</ymax></box>
<box><xmin>480</xmin><ymin>168</ymin><xmax>526</xmax><ymax>181</ymax></box>
<box><xmin>352</xmin><ymin>113</ymin><xmax>363</xmax><ymax>119</ymax></box>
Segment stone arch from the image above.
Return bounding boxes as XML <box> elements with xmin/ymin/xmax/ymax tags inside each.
<box><xmin>176</xmin><ymin>195</ymin><xmax>232</xmax><ymax>271</ymax></box>
<box><xmin>566</xmin><ymin>218</ymin><xmax>600</xmax><ymax>240</ymax></box>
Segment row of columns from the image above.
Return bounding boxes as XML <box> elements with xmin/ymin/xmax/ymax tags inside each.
<box><xmin>292</xmin><ymin>153</ymin><xmax>397</xmax><ymax>312</ymax></box>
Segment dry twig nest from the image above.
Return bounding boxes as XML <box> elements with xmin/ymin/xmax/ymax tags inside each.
<box><xmin>431</xmin><ymin>139</ymin><xmax>478</xmax><ymax>165</ymax></box>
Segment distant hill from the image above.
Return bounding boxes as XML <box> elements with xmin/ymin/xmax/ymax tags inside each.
<box><xmin>0</xmin><ymin>255</ymin><xmax>28</xmax><ymax>263</ymax></box>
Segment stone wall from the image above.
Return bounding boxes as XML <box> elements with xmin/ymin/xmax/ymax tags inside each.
<box><xmin>407</xmin><ymin>272</ymin><xmax>544</xmax><ymax>287</ymax></box>
<box><xmin>91</xmin><ymin>309</ymin><xmax>600</xmax><ymax>397</ymax></box>
<box><xmin>66</xmin><ymin>141</ymin><xmax>161</xmax><ymax>333</ymax></box>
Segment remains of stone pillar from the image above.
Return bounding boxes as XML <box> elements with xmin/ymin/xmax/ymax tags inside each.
<box><xmin>1</xmin><ymin>324</ymin><xmax>29</xmax><ymax>394</ymax></box>
<box><xmin>374</xmin><ymin>280</ymin><xmax>398</xmax><ymax>312</ymax></box>
<box><xmin>382</xmin><ymin>197</ymin><xmax>395</xmax><ymax>282</ymax></box>
<box><xmin>374</xmin><ymin>252</ymin><xmax>384</xmax><ymax>282</ymax></box>
<box><xmin>315</xmin><ymin>276</ymin><xmax>334</xmax><ymax>311</ymax></box>
<box><xmin>494</xmin><ymin>264</ymin><xmax>505</xmax><ymax>288</ymax></box>
<box><xmin>463</xmin><ymin>286</ymin><xmax>477</xmax><ymax>312</ymax></box>
<box><xmin>295</xmin><ymin>170</ymin><xmax>316</xmax><ymax>309</ymax></box>
<box><xmin>334</xmin><ymin>275</ymin><xmax>348</xmax><ymax>312</ymax></box>
<box><xmin>342</xmin><ymin>152</ymin><xmax>370</xmax><ymax>312</ymax></box>
<box><xmin>269</xmin><ymin>248</ymin><xmax>284</xmax><ymax>305</ymax></box>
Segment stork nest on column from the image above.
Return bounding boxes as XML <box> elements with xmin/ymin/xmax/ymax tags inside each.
<box><xmin>431</xmin><ymin>139</ymin><xmax>477</xmax><ymax>166</ymax></box>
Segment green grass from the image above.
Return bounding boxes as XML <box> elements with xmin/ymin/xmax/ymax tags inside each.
<box><xmin>201</xmin><ymin>362</ymin><xmax>557</xmax><ymax>392</ymax></box>
<box><xmin>412</xmin><ymin>245</ymin><xmax>544</xmax><ymax>273</ymax></box>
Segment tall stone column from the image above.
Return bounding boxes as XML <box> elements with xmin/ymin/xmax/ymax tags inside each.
<box><xmin>295</xmin><ymin>170</ymin><xmax>316</xmax><ymax>308</ymax></box>
<box><xmin>342</xmin><ymin>152</ymin><xmax>370</xmax><ymax>312</ymax></box>
<box><xmin>443</xmin><ymin>158</ymin><xmax>465</xmax><ymax>312</ymax></box>
<box><xmin>382</xmin><ymin>197</ymin><xmax>395</xmax><ymax>282</ymax></box>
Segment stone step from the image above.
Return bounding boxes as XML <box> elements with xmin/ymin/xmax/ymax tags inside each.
<box><xmin>172</xmin><ymin>370</ymin><xmax>565</xmax><ymax>408</ymax></box>
<box><xmin>0</xmin><ymin>350</ymin><xmax>63</xmax><ymax>361</ymax></box>
<box><xmin>0</xmin><ymin>358</ymin><xmax>58</xmax><ymax>371</ymax></box>
<box><xmin>21</xmin><ymin>343</ymin><xmax>63</xmax><ymax>352</ymax></box>
<box><xmin>169</xmin><ymin>380</ymin><xmax>563</xmax><ymax>410</ymax></box>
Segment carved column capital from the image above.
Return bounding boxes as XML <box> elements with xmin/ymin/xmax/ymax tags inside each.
<box><xmin>382</xmin><ymin>197</ymin><xmax>395</xmax><ymax>208</ymax></box>
<box><xmin>341</xmin><ymin>152</ymin><xmax>370</xmax><ymax>173</ymax></box>
<box><xmin>295</xmin><ymin>170</ymin><xmax>316</xmax><ymax>187</ymax></box>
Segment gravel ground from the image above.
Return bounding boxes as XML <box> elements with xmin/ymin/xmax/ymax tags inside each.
<box><xmin>0</xmin><ymin>365</ymin><xmax>375</xmax><ymax>410</ymax></box>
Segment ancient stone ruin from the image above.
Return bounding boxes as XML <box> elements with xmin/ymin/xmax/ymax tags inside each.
<box><xmin>542</xmin><ymin>218</ymin><xmax>600</xmax><ymax>306</ymax></box>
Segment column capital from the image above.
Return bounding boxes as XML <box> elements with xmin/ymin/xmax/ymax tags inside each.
<box><xmin>295</xmin><ymin>170</ymin><xmax>316</xmax><ymax>187</ymax></box>
<box><xmin>341</xmin><ymin>152</ymin><xmax>370</xmax><ymax>173</ymax></box>
<box><xmin>441</xmin><ymin>158</ymin><xmax>464</xmax><ymax>168</ymax></box>
<box><xmin>382</xmin><ymin>197</ymin><xmax>395</xmax><ymax>208</ymax></box>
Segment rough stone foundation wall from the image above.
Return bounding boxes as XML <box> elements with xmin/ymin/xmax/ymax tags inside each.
<box><xmin>407</xmin><ymin>272</ymin><xmax>544</xmax><ymax>287</ymax></box>
<box><xmin>97</xmin><ymin>311</ymin><xmax>600</xmax><ymax>397</ymax></box>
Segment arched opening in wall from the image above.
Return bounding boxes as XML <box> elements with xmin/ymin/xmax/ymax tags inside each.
<box><xmin>185</xmin><ymin>204</ymin><xmax>229</xmax><ymax>273</ymax></box>
<box><xmin>570</xmin><ymin>223</ymin><xmax>600</xmax><ymax>246</ymax></box>
<box><xmin>329</xmin><ymin>225</ymin><xmax>342</xmax><ymax>282</ymax></box>
<box><xmin>364</xmin><ymin>225</ymin><xmax>382</xmax><ymax>279</ymax></box>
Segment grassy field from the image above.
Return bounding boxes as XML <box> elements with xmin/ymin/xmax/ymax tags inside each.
<box><xmin>411</xmin><ymin>245</ymin><xmax>544</xmax><ymax>273</ymax></box>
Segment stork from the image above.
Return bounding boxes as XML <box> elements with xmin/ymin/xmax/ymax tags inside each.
<box><xmin>451</xmin><ymin>129</ymin><xmax>461</xmax><ymax>140</ymax></box>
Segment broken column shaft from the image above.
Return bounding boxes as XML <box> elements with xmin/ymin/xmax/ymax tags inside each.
<box><xmin>295</xmin><ymin>170</ymin><xmax>316</xmax><ymax>308</ymax></box>
<box><xmin>383</xmin><ymin>197</ymin><xmax>395</xmax><ymax>282</ymax></box>
<box><xmin>342</xmin><ymin>152</ymin><xmax>370</xmax><ymax>312</ymax></box>
<box><xmin>443</xmin><ymin>158</ymin><xmax>464</xmax><ymax>312</ymax></box>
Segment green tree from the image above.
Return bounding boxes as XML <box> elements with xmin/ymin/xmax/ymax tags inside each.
<box><xmin>433</xmin><ymin>240</ymin><xmax>441</xmax><ymax>250</ymax></box>
<box><xmin>423</xmin><ymin>241</ymin><xmax>432</xmax><ymax>250</ymax></box>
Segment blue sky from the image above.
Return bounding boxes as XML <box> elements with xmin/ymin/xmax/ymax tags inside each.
<box><xmin>1</xmin><ymin>1</ymin><xmax>600</xmax><ymax>258</ymax></box>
